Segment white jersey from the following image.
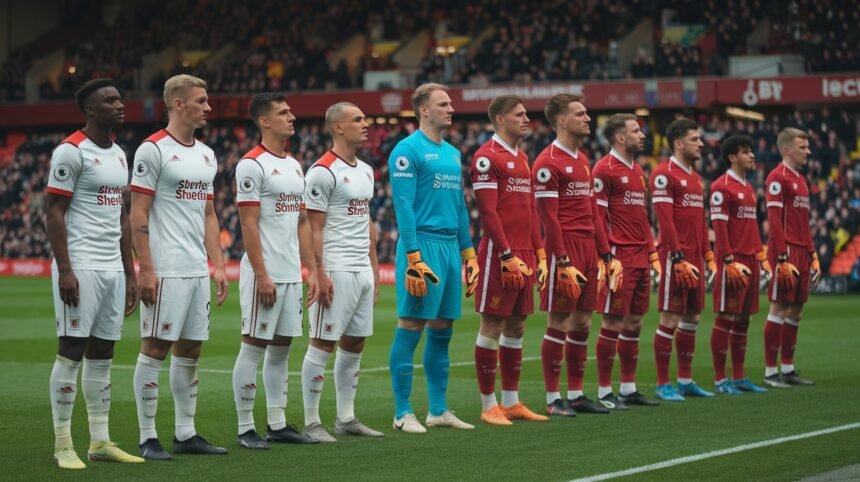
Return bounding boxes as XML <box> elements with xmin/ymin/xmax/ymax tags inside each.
<box><xmin>46</xmin><ymin>130</ymin><xmax>128</xmax><ymax>271</ymax></box>
<box><xmin>130</xmin><ymin>129</ymin><xmax>217</xmax><ymax>278</ymax></box>
<box><xmin>235</xmin><ymin>145</ymin><xmax>305</xmax><ymax>283</ymax></box>
<box><xmin>304</xmin><ymin>150</ymin><xmax>374</xmax><ymax>272</ymax></box>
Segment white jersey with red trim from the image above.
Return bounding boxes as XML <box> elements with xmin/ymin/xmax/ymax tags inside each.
<box><xmin>130</xmin><ymin>129</ymin><xmax>217</xmax><ymax>278</ymax></box>
<box><xmin>235</xmin><ymin>145</ymin><xmax>306</xmax><ymax>283</ymax></box>
<box><xmin>304</xmin><ymin>150</ymin><xmax>374</xmax><ymax>272</ymax></box>
<box><xmin>46</xmin><ymin>130</ymin><xmax>128</xmax><ymax>271</ymax></box>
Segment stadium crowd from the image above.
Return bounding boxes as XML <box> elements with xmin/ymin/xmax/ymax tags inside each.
<box><xmin>1</xmin><ymin>108</ymin><xmax>857</xmax><ymax>275</ymax></box>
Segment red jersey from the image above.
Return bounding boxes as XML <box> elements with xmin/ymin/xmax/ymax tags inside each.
<box><xmin>533</xmin><ymin>140</ymin><xmax>609</xmax><ymax>260</ymax></box>
<box><xmin>593</xmin><ymin>149</ymin><xmax>655</xmax><ymax>268</ymax></box>
<box><xmin>470</xmin><ymin>135</ymin><xmax>540</xmax><ymax>252</ymax></box>
<box><xmin>709</xmin><ymin>169</ymin><xmax>763</xmax><ymax>257</ymax></box>
<box><xmin>765</xmin><ymin>162</ymin><xmax>813</xmax><ymax>255</ymax></box>
<box><xmin>650</xmin><ymin>156</ymin><xmax>708</xmax><ymax>260</ymax></box>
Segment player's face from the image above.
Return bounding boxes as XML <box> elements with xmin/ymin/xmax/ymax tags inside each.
<box><xmin>177</xmin><ymin>86</ymin><xmax>211</xmax><ymax>128</ymax></box>
<box><xmin>336</xmin><ymin>105</ymin><xmax>369</xmax><ymax>145</ymax></box>
<box><xmin>784</xmin><ymin>137</ymin><xmax>811</xmax><ymax>167</ymax></box>
<box><xmin>91</xmin><ymin>86</ymin><xmax>124</xmax><ymax>128</ymax></box>
<box><xmin>266</xmin><ymin>101</ymin><xmax>296</xmax><ymax>138</ymax></box>
<box><xmin>677</xmin><ymin>129</ymin><xmax>703</xmax><ymax>162</ymax></box>
<box><xmin>733</xmin><ymin>146</ymin><xmax>756</xmax><ymax>171</ymax></box>
<box><xmin>623</xmin><ymin>119</ymin><xmax>645</xmax><ymax>154</ymax></box>
<box><xmin>422</xmin><ymin>90</ymin><xmax>454</xmax><ymax>129</ymax></box>
<box><xmin>561</xmin><ymin>101</ymin><xmax>590</xmax><ymax>137</ymax></box>
<box><xmin>500</xmin><ymin>103</ymin><xmax>529</xmax><ymax>140</ymax></box>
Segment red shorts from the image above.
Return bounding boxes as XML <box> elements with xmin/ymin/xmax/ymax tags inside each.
<box><xmin>657</xmin><ymin>248</ymin><xmax>705</xmax><ymax>314</ymax></box>
<box><xmin>474</xmin><ymin>239</ymin><xmax>535</xmax><ymax>317</ymax></box>
<box><xmin>540</xmin><ymin>236</ymin><xmax>598</xmax><ymax>313</ymax></box>
<box><xmin>713</xmin><ymin>253</ymin><xmax>760</xmax><ymax>315</ymax></box>
<box><xmin>597</xmin><ymin>267</ymin><xmax>650</xmax><ymax>316</ymax></box>
<box><xmin>768</xmin><ymin>244</ymin><xmax>811</xmax><ymax>304</ymax></box>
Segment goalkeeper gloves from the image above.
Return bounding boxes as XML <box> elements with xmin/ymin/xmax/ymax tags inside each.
<box><xmin>756</xmin><ymin>249</ymin><xmax>772</xmax><ymax>279</ymax></box>
<box><xmin>704</xmin><ymin>250</ymin><xmax>717</xmax><ymax>288</ymax></box>
<box><xmin>462</xmin><ymin>247</ymin><xmax>480</xmax><ymax>297</ymax></box>
<box><xmin>598</xmin><ymin>252</ymin><xmax>624</xmax><ymax>294</ymax></box>
<box><xmin>649</xmin><ymin>251</ymin><xmax>661</xmax><ymax>279</ymax></box>
<box><xmin>405</xmin><ymin>251</ymin><xmax>439</xmax><ymax>297</ymax></box>
<box><xmin>555</xmin><ymin>255</ymin><xmax>587</xmax><ymax>299</ymax></box>
<box><xmin>776</xmin><ymin>253</ymin><xmax>800</xmax><ymax>290</ymax></box>
<box><xmin>535</xmin><ymin>248</ymin><xmax>548</xmax><ymax>291</ymax></box>
<box><xmin>810</xmin><ymin>251</ymin><xmax>821</xmax><ymax>291</ymax></box>
<box><xmin>500</xmin><ymin>249</ymin><xmax>533</xmax><ymax>290</ymax></box>
<box><xmin>671</xmin><ymin>251</ymin><xmax>700</xmax><ymax>290</ymax></box>
<box><xmin>722</xmin><ymin>255</ymin><xmax>752</xmax><ymax>291</ymax></box>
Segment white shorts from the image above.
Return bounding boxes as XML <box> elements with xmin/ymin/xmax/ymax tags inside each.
<box><xmin>52</xmin><ymin>263</ymin><xmax>125</xmax><ymax>341</ymax></box>
<box><xmin>309</xmin><ymin>270</ymin><xmax>374</xmax><ymax>341</ymax></box>
<box><xmin>240</xmin><ymin>263</ymin><xmax>303</xmax><ymax>340</ymax></box>
<box><xmin>140</xmin><ymin>276</ymin><xmax>210</xmax><ymax>341</ymax></box>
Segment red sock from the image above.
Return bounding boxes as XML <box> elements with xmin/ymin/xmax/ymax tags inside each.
<box><xmin>499</xmin><ymin>340</ymin><xmax>522</xmax><ymax>393</ymax></box>
<box><xmin>618</xmin><ymin>328</ymin><xmax>640</xmax><ymax>384</ymax></box>
<box><xmin>675</xmin><ymin>326</ymin><xmax>697</xmax><ymax>381</ymax></box>
<box><xmin>596</xmin><ymin>328</ymin><xmax>619</xmax><ymax>389</ymax></box>
<box><xmin>565</xmin><ymin>330</ymin><xmax>589</xmax><ymax>391</ymax></box>
<box><xmin>781</xmin><ymin>318</ymin><xmax>800</xmax><ymax>366</ymax></box>
<box><xmin>710</xmin><ymin>317</ymin><xmax>733</xmax><ymax>382</ymax></box>
<box><xmin>730</xmin><ymin>321</ymin><xmax>749</xmax><ymax>380</ymax></box>
<box><xmin>474</xmin><ymin>344</ymin><xmax>497</xmax><ymax>395</ymax></box>
<box><xmin>541</xmin><ymin>327</ymin><xmax>565</xmax><ymax>392</ymax></box>
<box><xmin>763</xmin><ymin>314</ymin><xmax>783</xmax><ymax>368</ymax></box>
<box><xmin>654</xmin><ymin>325</ymin><xmax>676</xmax><ymax>386</ymax></box>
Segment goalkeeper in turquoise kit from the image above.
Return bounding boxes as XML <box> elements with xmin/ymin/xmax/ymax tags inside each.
<box><xmin>388</xmin><ymin>83</ymin><xmax>479</xmax><ymax>433</ymax></box>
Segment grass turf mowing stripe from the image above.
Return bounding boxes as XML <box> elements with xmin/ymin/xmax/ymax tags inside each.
<box><xmin>570</xmin><ymin>422</ymin><xmax>860</xmax><ymax>482</ymax></box>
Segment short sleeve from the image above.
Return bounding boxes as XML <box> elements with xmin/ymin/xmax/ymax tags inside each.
<box><xmin>235</xmin><ymin>158</ymin><xmax>265</xmax><ymax>206</ymax></box>
<box><xmin>533</xmin><ymin>161</ymin><xmax>559</xmax><ymax>198</ymax></box>
<box><xmin>130</xmin><ymin>142</ymin><xmax>163</xmax><ymax>196</ymax></box>
<box><xmin>304</xmin><ymin>166</ymin><xmax>336</xmax><ymax>212</ymax></box>
<box><xmin>46</xmin><ymin>143</ymin><xmax>83</xmax><ymax>197</ymax></box>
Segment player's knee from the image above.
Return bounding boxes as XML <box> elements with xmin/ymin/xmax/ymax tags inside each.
<box><xmin>502</xmin><ymin>322</ymin><xmax>525</xmax><ymax>339</ymax></box>
<box><xmin>311</xmin><ymin>338</ymin><xmax>336</xmax><ymax>353</ymax></box>
<box><xmin>84</xmin><ymin>336</ymin><xmax>115</xmax><ymax>359</ymax></box>
<box><xmin>601</xmin><ymin>315</ymin><xmax>624</xmax><ymax>331</ymax></box>
<box><xmin>173</xmin><ymin>339</ymin><xmax>202</xmax><ymax>359</ymax></box>
<box><xmin>572</xmin><ymin>312</ymin><xmax>591</xmax><ymax>332</ymax></box>
<box><xmin>339</xmin><ymin>336</ymin><xmax>364</xmax><ymax>353</ymax></box>
<box><xmin>623</xmin><ymin>316</ymin><xmax>644</xmax><ymax>331</ymax></box>
<box><xmin>57</xmin><ymin>336</ymin><xmax>87</xmax><ymax>362</ymax></box>
<box><xmin>243</xmin><ymin>335</ymin><xmax>269</xmax><ymax>348</ymax></box>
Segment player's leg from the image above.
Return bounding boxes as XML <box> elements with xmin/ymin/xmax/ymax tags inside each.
<box><xmin>597</xmin><ymin>314</ymin><xmax>624</xmax><ymax>409</ymax></box>
<box><xmin>730</xmin><ymin>313</ymin><xmax>767</xmax><ymax>392</ymax></box>
<box><xmin>301</xmin><ymin>336</ymin><xmax>337</xmax><ymax>442</ymax></box>
<box><xmin>51</xmin><ymin>336</ymin><xmax>87</xmax><ymax>469</ymax></box>
<box><xmin>711</xmin><ymin>312</ymin><xmax>739</xmax><ymax>394</ymax></box>
<box><xmin>763</xmin><ymin>301</ymin><xmax>790</xmax><ymax>386</ymax></box>
<box><xmin>543</xmin><ymin>311</ymin><xmax>575</xmax><ymax>415</ymax></box>
<box><xmin>390</xmin><ymin>317</ymin><xmax>427</xmax><ymax>432</ymax></box>
<box><xmin>567</xmin><ymin>310</ymin><xmax>608</xmax><ymax>414</ymax></box>
<box><xmin>676</xmin><ymin>310</ymin><xmax>714</xmax><ymax>398</ymax></box>
<box><xmin>499</xmin><ymin>315</ymin><xmax>547</xmax><ymax>421</ymax></box>
<box><xmin>654</xmin><ymin>310</ymin><xmax>683</xmax><ymax>400</ymax></box>
<box><xmin>781</xmin><ymin>302</ymin><xmax>813</xmax><ymax>385</ymax></box>
<box><xmin>475</xmin><ymin>313</ymin><xmax>509</xmax><ymax>425</ymax></box>
<box><xmin>617</xmin><ymin>313</ymin><xmax>659</xmax><ymax>406</ymax></box>
<box><xmin>232</xmin><ymin>260</ymin><xmax>268</xmax><ymax>448</ymax></box>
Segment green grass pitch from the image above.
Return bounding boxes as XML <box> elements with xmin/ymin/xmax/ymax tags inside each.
<box><xmin>1</xmin><ymin>276</ymin><xmax>859</xmax><ymax>481</ymax></box>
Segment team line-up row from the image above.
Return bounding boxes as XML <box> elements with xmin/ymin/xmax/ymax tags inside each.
<box><xmin>44</xmin><ymin>75</ymin><xmax>816</xmax><ymax>469</ymax></box>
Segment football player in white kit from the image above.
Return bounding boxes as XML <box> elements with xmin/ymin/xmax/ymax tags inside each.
<box><xmin>231</xmin><ymin>92</ymin><xmax>320</xmax><ymax>449</ymax></box>
<box><xmin>46</xmin><ymin>78</ymin><xmax>144</xmax><ymax>469</ymax></box>
<box><xmin>300</xmin><ymin>102</ymin><xmax>384</xmax><ymax>441</ymax></box>
<box><xmin>130</xmin><ymin>75</ymin><xmax>230</xmax><ymax>459</ymax></box>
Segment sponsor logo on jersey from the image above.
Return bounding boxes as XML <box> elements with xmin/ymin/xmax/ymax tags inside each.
<box><xmin>506</xmin><ymin>177</ymin><xmax>531</xmax><ymax>193</ymax></box>
<box><xmin>681</xmin><ymin>193</ymin><xmax>705</xmax><ymax>208</ymax></box>
<box><xmin>54</xmin><ymin>164</ymin><xmax>71</xmax><ymax>181</ymax></box>
<box><xmin>432</xmin><ymin>173</ymin><xmax>461</xmax><ymax>190</ymax></box>
<box><xmin>276</xmin><ymin>193</ymin><xmax>303</xmax><ymax>212</ymax></box>
<box><xmin>475</xmin><ymin>156</ymin><xmax>491</xmax><ymax>173</ymax></box>
<box><xmin>347</xmin><ymin>198</ymin><xmax>370</xmax><ymax>216</ymax></box>
<box><xmin>623</xmin><ymin>190</ymin><xmax>646</xmax><ymax>206</ymax></box>
<box><xmin>175</xmin><ymin>179</ymin><xmax>211</xmax><ymax>200</ymax></box>
<box><xmin>97</xmin><ymin>186</ymin><xmax>125</xmax><ymax>206</ymax></box>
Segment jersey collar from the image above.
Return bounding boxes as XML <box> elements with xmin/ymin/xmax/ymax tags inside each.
<box><xmin>670</xmin><ymin>156</ymin><xmax>692</xmax><ymax>174</ymax></box>
<box><xmin>727</xmin><ymin>168</ymin><xmax>747</xmax><ymax>186</ymax></box>
<box><xmin>552</xmin><ymin>139</ymin><xmax>579</xmax><ymax>159</ymax></box>
<box><xmin>781</xmin><ymin>161</ymin><xmax>800</xmax><ymax>177</ymax></box>
<box><xmin>609</xmin><ymin>148</ymin><xmax>633</xmax><ymax>170</ymax></box>
<box><xmin>492</xmin><ymin>134</ymin><xmax>518</xmax><ymax>156</ymax></box>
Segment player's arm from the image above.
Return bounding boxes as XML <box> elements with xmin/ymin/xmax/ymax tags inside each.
<box><xmin>592</xmin><ymin>192</ymin><xmax>621</xmax><ymax>292</ymax></box>
<box><xmin>120</xmin><ymin>191</ymin><xmax>138</xmax><ymax>316</ymax></box>
<box><xmin>236</xmin><ymin>160</ymin><xmax>275</xmax><ymax>307</ymax></box>
<box><xmin>650</xmin><ymin>171</ymin><xmax>681</xmax><ymax>253</ymax></box>
<box><xmin>130</xmin><ymin>142</ymin><xmax>162</xmax><ymax>307</ymax></box>
<box><xmin>369</xmin><ymin>218</ymin><xmax>380</xmax><ymax>305</ymax></box>
<box><xmin>710</xmin><ymin>188</ymin><xmax>749</xmax><ymax>289</ymax></box>
<box><xmin>204</xmin><ymin>199</ymin><xmax>228</xmax><ymax>306</ymax></box>
<box><xmin>458</xmin><ymin>179</ymin><xmax>479</xmax><ymax>297</ymax></box>
<box><xmin>534</xmin><ymin>165</ymin><xmax>585</xmax><ymax>298</ymax></box>
<box><xmin>765</xmin><ymin>177</ymin><xmax>788</xmax><ymax>257</ymax></box>
<box><xmin>304</xmin><ymin>167</ymin><xmax>336</xmax><ymax>307</ymax></box>
<box><xmin>472</xmin><ymin>156</ymin><xmax>511</xmax><ymax>251</ymax></box>
<box><xmin>645</xmin><ymin>217</ymin><xmax>661</xmax><ymax>278</ymax></box>
<box><xmin>45</xmin><ymin>144</ymin><xmax>81</xmax><ymax>307</ymax></box>
<box><xmin>297</xmin><ymin>208</ymin><xmax>320</xmax><ymax>307</ymax></box>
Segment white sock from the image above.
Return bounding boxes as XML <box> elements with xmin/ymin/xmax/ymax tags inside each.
<box><xmin>546</xmin><ymin>391</ymin><xmax>561</xmax><ymax>405</ymax></box>
<box><xmin>765</xmin><ymin>366</ymin><xmax>778</xmax><ymax>377</ymax></box>
<box><xmin>499</xmin><ymin>335</ymin><xmax>522</xmax><ymax>407</ymax></box>
<box><xmin>170</xmin><ymin>356</ymin><xmax>198</xmax><ymax>442</ymax></box>
<box><xmin>263</xmin><ymin>344</ymin><xmax>291</xmax><ymax>430</ymax></box>
<box><xmin>619</xmin><ymin>382</ymin><xmax>637</xmax><ymax>396</ymax></box>
<box><xmin>301</xmin><ymin>345</ymin><xmax>331</xmax><ymax>426</ymax></box>
<box><xmin>82</xmin><ymin>358</ymin><xmax>112</xmax><ymax>444</ymax></box>
<box><xmin>50</xmin><ymin>355</ymin><xmax>80</xmax><ymax>451</ymax></box>
<box><xmin>677</xmin><ymin>377</ymin><xmax>693</xmax><ymax>385</ymax></box>
<box><xmin>481</xmin><ymin>393</ymin><xmax>498</xmax><ymax>411</ymax></box>
<box><xmin>567</xmin><ymin>389</ymin><xmax>583</xmax><ymax>400</ymax></box>
<box><xmin>232</xmin><ymin>343</ymin><xmax>265</xmax><ymax>435</ymax></box>
<box><xmin>598</xmin><ymin>385</ymin><xmax>613</xmax><ymax>399</ymax></box>
<box><xmin>133</xmin><ymin>353</ymin><xmax>162</xmax><ymax>445</ymax></box>
<box><xmin>781</xmin><ymin>363</ymin><xmax>795</xmax><ymax>374</ymax></box>
<box><xmin>334</xmin><ymin>348</ymin><xmax>362</xmax><ymax>422</ymax></box>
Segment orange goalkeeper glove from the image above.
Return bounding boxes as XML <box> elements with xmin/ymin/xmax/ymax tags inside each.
<box><xmin>756</xmin><ymin>249</ymin><xmax>772</xmax><ymax>280</ymax></box>
<box><xmin>810</xmin><ymin>251</ymin><xmax>821</xmax><ymax>291</ymax></box>
<box><xmin>555</xmin><ymin>255</ymin><xmax>587</xmax><ymax>299</ymax></box>
<box><xmin>704</xmin><ymin>250</ymin><xmax>717</xmax><ymax>288</ymax></box>
<box><xmin>500</xmin><ymin>249</ymin><xmax>533</xmax><ymax>290</ymax></box>
<box><xmin>649</xmin><ymin>251</ymin><xmax>662</xmax><ymax>279</ymax></box>
<box><xmin>462</xmin><ymin>247</ymin><xmax>479</xmax><ymax>297</ymax></box>
<box><xmin>598</xmin><ymin>253</ymin><xmax>623</xmax><ymax>293</ymax></box>
<box><xmin>775</xmin><ymin>253</ymin><xmax>800</xmax><ymax>290</ymax></box>
<box><xmin>723</xmin><ymin>255</ymin><xmax>751</xmax><ymax>291</ymax></box>
<box><xmin>535</xmin><ymin>248</ymin><xmax>548</xmax><ymax>291</ymax></box>
<box><xmin>671</xmin><ymin>252</ymin><xmax>700</xmax><ymax>290</ymax></box>
<box><xmin>405</xmin><ymin>251</ymin><xmax>439</xmax><ymax>297</ymax></box>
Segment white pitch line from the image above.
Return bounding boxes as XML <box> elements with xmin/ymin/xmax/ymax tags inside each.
<box><xmin>570</xmin><ymin>422</ymin><xmax>860</xmax><ymax>482</ymax></box>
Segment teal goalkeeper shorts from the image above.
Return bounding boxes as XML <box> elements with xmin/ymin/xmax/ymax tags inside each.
<box><xmin>395</xmin><ymin>236</ymin><xmax>462</xmax><ymax>320</ymax></box>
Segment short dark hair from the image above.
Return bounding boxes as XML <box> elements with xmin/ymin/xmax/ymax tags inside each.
<box><xmin>720</xmin><ymin>134</ymin><xmax>755</xmax><ymax>165</ymax></box>
<box><xmin>665</xmin><ymin>118</ymin><xmax>699</xmax><ymax>151</ymax></box>
<box><xmin>603</xmin><ymin>113</ymin><xmax>637</xmax><ymax>145</ymax></box>
<box><xmin>75</xmin><ymin>78</ymin><xmax>118</xmax><ymax>114</ymax></box>
<box><xmin>544</xmin><ymin>93</ymin><xmax>583</xmax><ymax>130</ymax></box>
<box><xmin>248</xmin><ymin>92</ymin><xmax>288</xmax><ymax>126</ymax></box>
<box><xmin>487</xmin><ymin>95</ymin><xmax>523</xmax><ymax>126</ymax></box>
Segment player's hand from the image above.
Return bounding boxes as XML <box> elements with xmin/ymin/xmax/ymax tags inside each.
<box><xmin>373</xmin><ymin>280</ymin><xmax>380</xmax><ymax>305</ymax></box>
<box><xmin>649</xmin><ymin>251</ymin><xmax>662</xmax><ymax>280</ymax></box>
<box><xmin>463</xmin><ymin>247</ymin><xmax>480</xmax><ymax>297</ymax></box>
<box><xmin>305</xmin><ymin>268</ymin><xmax>320</xmax><ymax>307</ymax></box>
<box><xmin>213</xmin><ymin>268</ymin><xmax>229</xmax><ymax>306</ymax></box>
<box><xmin>255</xmin><ymin>273</ymin><xmax>277</xmax><ymax>308</ymax></box>
<box><xmin>606</xmin><ymin>257</ymin><xmax>623</xmax><ymax>292</ymax></box>
<box><xmin>555</xmin><ymin>255</ymin><xmax>587</xmax><ymax>299</ymax></box>
<box><xmin>776</xmin><ymin>254</ymin><xmax>800</xmax><ymax>290</ymax></box>
<box><xmin>138</xmin><ymin>268</ymin><xmax>157</xmax><ymax>307</ymax></box>
<box><xmin>810</xmin><ymin>251</ymin><xmax>822</xmax><ymax>291</ymax></box>
<box><xmin>405</xmin><ymin>251</ymin><xmax>438</xmax><ymax>297</ymax></box>
<box><xmin>757</xmin><ymin>250</ymin><xmax>772</xmax><ymax>279</ymax></box>
<box><xmin>596</xmin><ymin>258</ymin><xmax>606</xmax><ymax>297</ymax></box>
<box><xmin>124</xmin><ymin>272</ymin><xmax>138</xmax><ymax>317</ymax></box>
<box><xmin>318</xmin><ymin>268</ymin><xmax>334</xmax><ymax>308</ymax></box>
<box><xmin>57</xmin><ymin>267</ymin><xmax>80</xmax><ymax>307</ymax></box>
<box><xmin>704</xmin><ymin>250</ymin><xmax>717</xmax><ymax>289</ymax></box>
<box><xmin>500</xmin><ymin>251</ymin><xmax>532</xmax><ymax>290</ymax></box>
<box><xmin>535</xmin><ymin>248</ymin><xmax>548</xmax><ymax>291</ymax></box>
<box><xmin>673</xmin><ymin>259</ymin><xmax>700</xmax><ymax>290</ymax></box>
<box><xmin>724</xmin><ymin>261</ymin><xmax>752</xmax><ymax>291</ymax></box>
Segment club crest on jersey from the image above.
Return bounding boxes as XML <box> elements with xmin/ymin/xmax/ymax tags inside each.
<box><xmin>54</xmin><ymin>164</ymin><xmax>71</xmax><ymax>181</ymax></box>
<box><xmin>93</xmin><ymin>157</ymin><xmax>102</xmax><ymax>165</ymax></box>
<box><xmin>70</xmin><ymin>318</ymin><xmax>80</xmax><ymax>329</ymax></box>
<box><xmin>594</xmin><ymin>178</ymin><xmax>604</xmax><ymax>193</ymax></box>
<box><xmin>297</xmin><ymin>168</ymin><xmax>304</xmax><ymax>177</ymax></box>
<box><xmin>161</xmin><ymin>322</ymin><xmax>171</xmax><ymax>334</ymax></box>
<box><xmin>507</xmin><ymin>161</ymin><xmax>515</xmax><ymax>169</ymax></box>
<box><xmin>489</xmin><ymin>296</ymin><xmax>501</xmax><ymax>309</ymax></box>
<box><xmin>537</xmin><ymin>168</ymin><xmax>551</xmax><ymax>183</ymax></box>
<box><xmin>710</xmin><ymin>191</ymin><xmax>724</xmax><ymax>206</ymax></box>
<box><xmin>203</xmin><ymin>154</ymin><xmax>212</xmax><ymax>166</ymax></box>
<box><xmin>565</xmin><ymin>166</ymin><xmax>573</xmax><ymax>173</ymax></box>
<box><xmin>680</xmin><ymin>179</ymin><xmax>688</xmax><ymax>187</ymax></box>
<box><xmin>475</xmin><ymin>156</ymin><xmax>491</xmax><ymax>173</ymax></box>
<box><xmin>395</xmin><ymin>156</ymin><xmax>409</xmax><ymax>170</ymax></box>
<box><xmin>240</xmin><ymin>177</ymin><xmax>255</xmax><ymax>192</ymax></box>
<box><xmin>654</xmin><ymin>174</ymin><xmax>668</xmax><ymax>189</ymax></box>
<box><xmin>260</xmin><ymin>322</ymin><xmax>268</xmax><ymax>333</ymax></box>
<box><xmin>768</xmin><ymin>182</ymin><xmax>781</xmax><ymax>195</ymax></box>
<box><xmin>621</xmin><ymin>176</ymin><xmax>628</xmax><ymax>184</ymax></box>
<box><xmin>738</xmin><ymin>193</ymin><xmax>744</xmax><ymax>200</ymax></box>
<box><xmin>792</xmin><ymin>182</ymin><xmax>798</xmax><ymax>189</ymax></box>
<box><xmin>134</xmin><ymin>163</ymin><xmax>148</xmax><ymax>176</ymax></box>
<box><xmin>118</xmin><ymin>156</ymin><xmax>127</xmax><ymax>168</ymax></box>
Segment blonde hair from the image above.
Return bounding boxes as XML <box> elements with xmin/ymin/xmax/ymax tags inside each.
<box><xmin>163</xmin><ymin>74</ymin><xmax>207</xmax><ymax>110</ymax></box>
<box><xmin>411</xmin><ymin>83</ymin><xmax>448</xmax><ymax>118</ymax></box>
<box><xmin>777</xmin><ymin>127</ymin><xmax>808</xmax><ymax>150</ymax></box>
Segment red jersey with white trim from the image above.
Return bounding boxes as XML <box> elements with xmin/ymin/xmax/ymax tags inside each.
<box><xmin>709</xmin><ymin>170</ymin><xmax>762</xmax><ymax>257</ymax></box>
<box><xmin>593</xmin><ymin>149</ymin><xmax>654</xmax><ymax>267</ymax></box>
<box><xmin>130</xmin><ymin>129</ymin><xmax>217</xmax><ymax>278</ymax></box>
<box><xmin>533</xmin><ymin>140</ymin><xmax>595</xmax><ymax>237</ymax></box>
<box><xmin>764</xmin><ymin>162</ymin><xmax>813</xmax><ymax>254</ymax></box>
<box><xmin>235</xmin><ymin>145</ymin><xmax>306</xmax><ymax>283</ymax></box>
<box><xmin>470</xmin><ymin>134</ymin><xmax>536</xmax><ymax>252</ymax></box>
<box><xmin>46</xmin><ymin>130</ymin><xmax>128</xmax><ymax>271</ymax></box>
<box><xmin>650</xmin><ymin>156</ymin><xmax>708</xmax><ymax>259</ymax></box>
